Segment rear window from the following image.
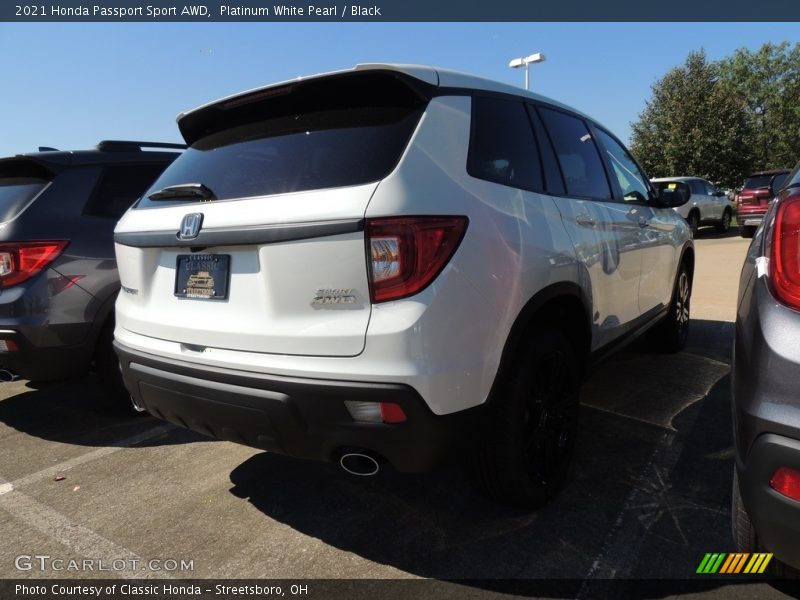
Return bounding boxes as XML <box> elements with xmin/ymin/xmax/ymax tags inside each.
<box><xmin>136</xmin><ymin>73</ymin><xmax>427</xmax><ymax>208</ymax></box>
<box><xmin>743</xmin><ymin>175</ymin><xmax>775</xmax><ymax>189</ymax></box>
<box><xmin>83</xmin><ymin>164</ymin><xmax>170</xmax><ymax>219</ymax></box>
<box><xmin>0</xmin><ymin>177</ymin><xmax>49</xmax><ymax>222</ymax></box>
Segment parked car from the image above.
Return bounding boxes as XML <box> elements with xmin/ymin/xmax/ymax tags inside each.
<box><xmin>732</xmin><ymin>161</ymin><xmax>800</xmax><ymax>574</ymax></box>
<box><xmin>651</xmin><ymin>176</ymin><xmax>733</xmax><ymax>235</ymax></box>
<box><xmin>113</xmin><ymin>64</ymin><xmax>693</xmax><ymax>507</ymax></box>
<box><xmin>736</xmin><ymin>169</ymin><xmax>791</xmax><ymax>238</ymax></box>
<box><xmin>0</xmin><ymin>141</ymin><xmax>183</xmax><ymax>408</ymax></box>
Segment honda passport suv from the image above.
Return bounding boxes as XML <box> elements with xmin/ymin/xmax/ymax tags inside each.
<box><xmin>0</xmin><ymin>141</ymin><xmax>181</xmax><ymax>405</ymax></box>
<box><xmin>113</xmin><ymin>65</ymin><xmax>693</xmax><ymax>507</ymax></box>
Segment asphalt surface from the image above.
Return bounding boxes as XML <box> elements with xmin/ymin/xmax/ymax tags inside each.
<box><xmin>0</xmin><ymin>227</ymin><xmax>795</xmax><ymax>599</ymax></box>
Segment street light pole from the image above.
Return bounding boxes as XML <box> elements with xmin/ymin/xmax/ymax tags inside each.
<box><xmin>508</xmin><ymin>52</ymin><xmax>546</xmax><ymax>91</ymax></box>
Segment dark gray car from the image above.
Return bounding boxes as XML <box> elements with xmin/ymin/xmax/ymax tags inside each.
<box><xmin>0</xmin><ymin>141</ymin><xmax>182</xmax><ymax>405</ymax></box>
<box><xmin>732</xmin><ymin>161</ymin><xmax>800</xmax><ymax>574</ymax></box>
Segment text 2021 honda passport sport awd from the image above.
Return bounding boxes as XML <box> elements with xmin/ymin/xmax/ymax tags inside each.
<box><xmin>113</xmin><ymin>65</ymin><xmax>693</xmax><ymax>507</ymax></box>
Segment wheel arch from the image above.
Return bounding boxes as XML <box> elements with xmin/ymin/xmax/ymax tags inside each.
<box><xmin>489</xmin><ymin>282</ymin><xmax>592</xmax><ymax>403</ymax></box>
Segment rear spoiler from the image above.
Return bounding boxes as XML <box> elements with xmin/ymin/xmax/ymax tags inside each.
<box><xmin>176</xmin><ymin>69</ymin><xmax>434</xmax><ymax>146</ymax></box>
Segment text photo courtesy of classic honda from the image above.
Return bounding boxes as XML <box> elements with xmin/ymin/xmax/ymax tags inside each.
<box><xmin>112</xmin><ymin>64</ymin><xmax>693</xmax><ymax>508</ymax></box>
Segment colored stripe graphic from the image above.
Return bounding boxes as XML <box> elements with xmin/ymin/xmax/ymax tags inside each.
<box><xmin>697</xmin><ymin>552</ymin><xmax>773</xmax><ymax>574</ymax></box>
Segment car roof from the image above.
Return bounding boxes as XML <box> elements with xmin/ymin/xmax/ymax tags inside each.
<box><xmin>177</xmin><ymin>63</ymin><xmax>611</xmax><ymax>135</ymax></box>
<box><xmin>650</xmin><ymin>176</ymin><xmax>704</xmax><ymax>182</ymax></box>
<box><xmin>0</xmin><ymin>141</ymin><xmax>185</xmax><ymax>174</ymax></box>
<box><xmin>746</xmin><ymin>169</ymin><xmax>790</xmax><ymax>177</ymax></box>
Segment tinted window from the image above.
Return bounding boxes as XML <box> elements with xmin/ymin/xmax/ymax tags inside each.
<box><xmin>84</xmin><ymin>164</ymin><xmax>169</xmax><ymax>219</ymax></box>
<box><xmin>537</xmin><ymin>107</ymin><xmax>611</xmax><ymax>199</ymax></box>
<box><xmin>772</xmin><ymin>172</ymin><xmax>789</xmax><ymax>192</ymax></box>
<box><xmin>743</xmin><ymin>175</ymin><xmax>775</xmax><ymax>189</ymax></box>
<box><xmin>137</xmin><ymin>75</ymin><xmax>426</xmax><ymax>208</ymax></box>
<box><xmin>468</xmin><ymin>96</ymin><xmax>543</xmax><ymax>191</ymax></box>
<box><xmin>595</xmin><ymin>129</ymin><xmax>649</xmax><ymax>202</ymax></box>
<box><xmin>0</xmin><ymin>177</ymin><xmax>49</xmax><ymax>222</ymax></box>
<box><xmin>690</xmin><ymin>179</ymin><xmax>706</xmax><ymax>195</ymax></box>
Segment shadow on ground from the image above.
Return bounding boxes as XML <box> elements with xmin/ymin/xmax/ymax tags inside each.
<box><xmin>0</xmin><ymin>373</ymin><xmax>209</xmax><ymax>448</ymax></box>
<box><xmin>227</xmin><ymin>319</ymin><xmax>744</xmax><ymax>597</ymax></box>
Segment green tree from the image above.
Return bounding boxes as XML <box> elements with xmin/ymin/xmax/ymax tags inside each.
<box><xmin>717</xmin><ymin>42</ymin><xmax>800</xmax><ymax>172</ymax></box>
<box><xmin>630</xmin><ymin>50</ymin><xmax>752</xmax><ymax>188</ymax></box>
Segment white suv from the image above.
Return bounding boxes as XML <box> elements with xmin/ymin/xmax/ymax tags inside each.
<box><xmin>113</xmin><ymin>64</ymin><xmax>693</xmax><ymax>508</ymax></box>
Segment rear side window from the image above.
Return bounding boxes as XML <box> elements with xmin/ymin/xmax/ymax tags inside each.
<box><xmin>136</xmin><ymin>73</ymin><xmax>427</xmax><ymax>208</ymax></box>
<box><xmin>772</xmin><ymin>172</ymin><xmax>789</xmax><ymax>192</ymax></box>
<box><xmin>84</xmin><ymin>164</ymin><xmax>169</xmax><ymax>219</ymax></box>
<box><xmin>0</xmin><ymin>177</ymin><xmax>49</xmax><ymax>222</ymax></box>
<box><xmin>537</xmin><ymin>107</ymin><xmax>611</xmax><ymax>200</ymax></box>
<box><xmin>468</xmin><ymin>96</ymin><xmax>543</xmax><ymax>192</ymax></box>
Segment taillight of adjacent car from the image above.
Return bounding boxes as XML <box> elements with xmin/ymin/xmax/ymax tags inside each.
<box><xmin>366</xmin><ymin>216</ymin><xmax>468</xmax><ymax>303</ymax></box>
<box><xmin>0</xmin><ymin>241</ymin><xmax>69</xmax><ymax>288</ymax></box>
<box><xmin>769</xmin><ymin>195</ymin><xmax>800</xmax><ymax>311</ymax></box>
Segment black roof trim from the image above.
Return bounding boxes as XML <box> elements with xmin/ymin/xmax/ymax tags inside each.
<box><xmin>96</xmin><ymin>140</ymin><xmax>187</xmax><ymax>152</ymax></box>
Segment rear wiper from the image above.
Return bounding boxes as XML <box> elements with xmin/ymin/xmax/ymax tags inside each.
<box><xmin>148</xmin><ymin>183</ymin><xmax>217</xmax><ymax>201</ymax></box>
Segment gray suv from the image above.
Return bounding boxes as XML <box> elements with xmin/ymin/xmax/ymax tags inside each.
<box><xmin>733</xmin><ymin>161</ymin><xmax>800</xmax><ymax>574</ymax></box>
<box><xmin>0</xmin><ymin>141</ymin><xmax>181</xmax><ymax>405</ymax></box>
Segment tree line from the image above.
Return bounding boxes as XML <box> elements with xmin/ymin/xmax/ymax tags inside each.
<box><xmin>630</xmin><ymin>42</ymin><xmax>800</xmax><ymax>189</ymax></box>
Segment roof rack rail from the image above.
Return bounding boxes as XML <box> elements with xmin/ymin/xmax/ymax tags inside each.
<box><xmin>38</xmin><ymin>146</ymin><xmax>59</xmax><ymax>152</ymax></box>
<box><xmin>96</xmin><ymin>140</ymin><xmax>187</xmax><ymax>152</ymax></box>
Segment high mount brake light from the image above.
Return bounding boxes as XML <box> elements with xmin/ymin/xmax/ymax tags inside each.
<box><xmin>366</xmin><ymin>216</ymin><xmax>468</xmax><ymax>303</ymax></box>
<box><xmin>0</xmin><ymin>241</ymin><xmax>69</xmax><ymax>288</ymax></box>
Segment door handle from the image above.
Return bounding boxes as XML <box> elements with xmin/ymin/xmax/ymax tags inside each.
<box><xmin>576</xmin><ymin>214</ymin><xmax>596</xmax><ymax>227</ymax></box>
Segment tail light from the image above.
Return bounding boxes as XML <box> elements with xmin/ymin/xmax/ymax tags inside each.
<box><xmin>344</xmin><ymin>401</ymin><xmax>407</xmax><ymax>424</ymax></box>
<box><xmin>769</xmin><ymin>196</ymin><xmax>800</xmax><ymax>310</ymax></box>
<box><xmin>366</xmin><ymin>216</ymin><xmax>468</xmax><ymax>303</ymax></box>
<box><xmin>0</xmin><ymin>241</ymin><xmax>69</xmax><ymax>288</ymax></box>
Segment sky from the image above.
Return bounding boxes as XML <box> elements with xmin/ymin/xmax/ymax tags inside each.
<box><xmin>1</xmin><ymin>22</ymin><xmax>798</xmax><ymax>157</ymax></box>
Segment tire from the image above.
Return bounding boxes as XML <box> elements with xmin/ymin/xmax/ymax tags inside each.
<box><xmin>646</xmin><ymin>261</ymin><xmax>691</xmax><ymax>353</ymax></box>
<box><xmin>476</xmin><ymin>328</ymin><xmax>580</xmax><ymax>509</ymax></box>
<box><xmin>739</xmin><ymin>225</ymin><xmax>756</xmax><ymax>239</ymax></box>
<box><xmin>733</xmin><ymin>467</ymin><xmax>800</xmax><ymax>578</ymax></box>
<box><xmin>686</xmin><ymin>211</ymin><xmax>700</xmax><ymax>236</ymax></box>
<box><xmin>732</xmin><ymin>468</ymin><xmax>758</xmax><ymax>552</ymax></box>
<box><xmin>95</xmin><ymin>321</ymin><xmax>141</xmax><ymax>415</ymax></box>
<box><xmin>717</xmin><ymin>208</ymin><xmax>732</xmax><ymax>233</ymax></box>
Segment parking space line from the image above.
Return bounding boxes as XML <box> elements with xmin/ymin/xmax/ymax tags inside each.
<box><xmin>8</xmin><ymin>423</ymin><xmax>174</xmax><ymax>492</ymax></box>
<box><xmin>0</xmin><ymin>490</ymin><xmax>170</xmax><ymax>579</ymax></box>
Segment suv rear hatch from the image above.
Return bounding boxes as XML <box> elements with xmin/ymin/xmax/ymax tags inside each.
<box><xmin>114</xmin><ymin>70</ymin><xmax>431</xmax><ymax>357</ymax></box>
<box><xmin>739</xmin><ymin>172</ymin><xmax>789</xmax><ymax>210</ymax></box>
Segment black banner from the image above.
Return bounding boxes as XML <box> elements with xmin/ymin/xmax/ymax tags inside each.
<box><xmin>2</xmin><ymin>0</ymin><xmax>800</xmax><ymax>22</ymax></box>
<box><xmin>3</xmin><ymin>579</ymin><xmax>800</xmax><ymax>600</ymax></box>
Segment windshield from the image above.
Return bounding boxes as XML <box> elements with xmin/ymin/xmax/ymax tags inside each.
<box><xmin>784</xmin><ymin>164</ymin><xmax>800</xmax><ymax>190</ymax></box>
<box><xmin>0</xmin><ymin>177</ymin><xmax>49</xmax><ymax>222</ymax></box>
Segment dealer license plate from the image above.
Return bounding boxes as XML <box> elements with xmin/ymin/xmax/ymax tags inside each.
<box><xmin>174</xmin><ymin>254</ymin><xmax>230</xmax><ymax>300</ymax></box>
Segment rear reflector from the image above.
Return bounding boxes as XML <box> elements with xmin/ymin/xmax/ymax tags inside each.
<box><xmin>0</xmin><ymin>339</ymin><xmax>18</xmax><ymax>352</ymax></box>
<box><xmin>366</xmin><ymin>216</ymin><xmax>468</xmax><ymax>303</ymax></box>
<box><xmin>769</xmin><ymin>467</ymin><xmax>800</xmax><ymax>502</ymax></box>
<box><xmin>769</xmin><ymin>196</ymin><xmax>800</xmax><ymax>310</ymax></box>
<box><xmin>344</xmin><ymin>401</ymin><xmax>407</xmax><ymax>424</ymax></box>
<box><xmin>0</xmin><ymin>241</ymin><xmax>69</xmax><ymax>288</ymax></box>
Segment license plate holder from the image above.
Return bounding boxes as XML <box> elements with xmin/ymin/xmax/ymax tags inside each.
<box><xmin>174</xmin><ymin>254</ymin><xmax>230</xmax><ymax>300</ymax></box>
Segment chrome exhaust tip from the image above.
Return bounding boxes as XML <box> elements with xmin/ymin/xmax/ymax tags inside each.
<box><xmin>129</xmin><ymin>394</ymin><xmax>147</xmax><ymax>413</ymax></box>
<box><xmin>339</xmin><ymin>451</ymin><xmax>381</xmax><ymax>477</ymax></box>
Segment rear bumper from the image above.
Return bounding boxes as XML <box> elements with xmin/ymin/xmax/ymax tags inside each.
<box><xmin>114</xmin><ymin>341</ymin><xmax>482</xmax><ymax>473</ymax></box>
<box><xmin>736</xmin><ymin>435</ymin><xmax>800</xmax><ymax>570</ymax></box>
<box><xmin>0</xmin><ymin>331</ymin><xmax>94</xmax><ymax>380</ymax></box>
<box><xmin>736</xmin><ymin>207</ymin><xmax>766</xmax><ymax>227</ymax></box>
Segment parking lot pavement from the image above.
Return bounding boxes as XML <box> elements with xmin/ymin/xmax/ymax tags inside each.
<box><xmin>0</xmin><ymin>233</ymin><xmax>795</xmax><ymax>597</ymax></box>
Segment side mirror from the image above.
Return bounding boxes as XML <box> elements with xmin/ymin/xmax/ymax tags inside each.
<box><xmin>652</xmin><ymin>181</ymin><xmax>691</xmax><ymax>208</ymax></box>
